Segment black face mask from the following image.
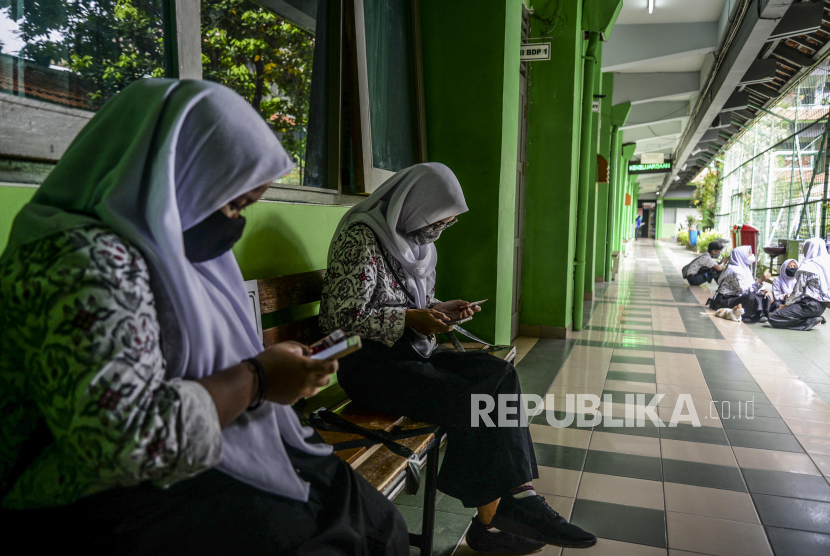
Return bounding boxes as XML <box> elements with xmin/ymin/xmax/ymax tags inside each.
<box><xmin>183</xmin><ymin>210</ymin><xmax>246</xmax><ymax>263</ymax></box>
<box><xmin>785</xmin><ymin>267</ymin><xmax>797</xmax><ymax>277</ymax></box>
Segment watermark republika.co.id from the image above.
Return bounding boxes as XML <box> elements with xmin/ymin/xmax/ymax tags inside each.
<box><xmin>471</xmin><ymin>394</ymin><xmax>756</xmax><ymax>428</ymax></box>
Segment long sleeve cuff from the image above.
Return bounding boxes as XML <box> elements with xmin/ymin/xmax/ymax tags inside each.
<box><xmin>155</xmin><ymin>380</ymin><xmax>223</xmax><ymax>487</ymax></box>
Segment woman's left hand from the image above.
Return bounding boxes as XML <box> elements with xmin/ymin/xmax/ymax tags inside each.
<box><xmin>432</xmin><ymin>299</ymin><xmax>482</xmax><ymax>321</ymax></box>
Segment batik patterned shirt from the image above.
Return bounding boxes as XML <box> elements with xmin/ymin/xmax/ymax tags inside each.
<box><xmin>786</xmin><ymin>269</ymin><xmax>830</xmax><ymax>306</ymax></box>
<box><xmin>0</xmin><ymin>226</ymin><xmax>222</xmax><ymax>509</ymax></box>
<box><xmin>717</xmin><ymin>269</ymin><xmax>762</xmax><ymax>297</ymax></box>
<box><xmin>319</xmin><ymin>223</ymin><xmax>436</xmax><ymax>347</ymax></box>
<box><xmin>686</xmin><ymin>253</ymin><xmax>716</xmax><ymax>276</ymax></box>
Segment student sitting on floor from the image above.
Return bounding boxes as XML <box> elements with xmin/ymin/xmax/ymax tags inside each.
<box><xmin>319</xmin><ymin>163</ymin><xmax>597</xmax><ymax>554</ymax></box>
<box><xmin>769</xmin><ymin>239</ymin><xmax>830</xmax><ymax>331</ymax></box>
<box><xmin>684</xmin><ymin>241</ymin><xmax>725</xmax><ymax>286</ymax></box>
<box><xmin>0</xmin><ymin>79</ymin><xmax>408</xmax><ymax>555</ymax></box>
<box><xmin>770</xmin><ymin>258</ymin><xmax>798</xmax><ymax>313</ymax></box>
<box><xmin>708</xmin><ymin>245</ymin><xmax>772</xmax><ymax>323</ymax></box>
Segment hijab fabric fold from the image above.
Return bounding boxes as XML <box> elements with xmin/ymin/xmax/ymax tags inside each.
<box><xmin>2</xmin><ymin>78</ymin><xmax>330</xmax><ymax>501</ymax></box>
<box><xmin>773</xmin><ymin>259</ymin><xmax>798</xmax><ymax>297</ymax></box>
<box><xmin>800</xmin><ymin>238</ymin><xmax>830</xmax><ymax>294</ymax></box>
<box><xmin>329</xmin><ymin>163</ymin><xmax>469</xmax><ymax>308</ymax></box>
<box><xmin>719</xmin><ymin>245</ymin><xmax>755</xmax><ymax>290</ymax></box>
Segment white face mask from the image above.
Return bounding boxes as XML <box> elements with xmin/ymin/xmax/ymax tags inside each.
<box><xmin>748</xmin><ymin>254</ymin><xmax>756</xmax><ymax>264</ymax></box>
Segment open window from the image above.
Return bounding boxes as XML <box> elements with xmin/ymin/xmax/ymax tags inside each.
<box><xmin>345</xmin><ymin>0</ymin><xmax>427</xmax><ymax>193</ymax></box>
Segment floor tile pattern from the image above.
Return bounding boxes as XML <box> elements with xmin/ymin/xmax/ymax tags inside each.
<box><xmin>396</xmin><ymin>240</ymin><xmax>830</xmax><ymax>555</ymax></box>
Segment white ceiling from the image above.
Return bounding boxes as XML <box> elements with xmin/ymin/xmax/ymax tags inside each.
<box><xmin>616</xmin><ymin>0</ymin><xmax>727</xmax><ymax>25</ymax></box>
<box><xmin>616</xmin><ymin>53</ymin><xmax>710</xmax><ymax>73</ymax></box>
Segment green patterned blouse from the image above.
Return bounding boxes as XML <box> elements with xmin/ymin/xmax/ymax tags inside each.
<box><xmin>0</xmin><ymin>225</ymin><xmax>222</xmax><ymax>509</ymax></box>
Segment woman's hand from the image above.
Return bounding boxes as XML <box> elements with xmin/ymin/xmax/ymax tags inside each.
<box><xmin>406</xmin><ymin>309</ymin><xmax>453</xmax><ymax>335</ymax></box>
<box><xmin>764</xmin><ymin>290</ymin><xmax>774</xmax><ymax>301</ymax></box>
<box><xmin>431</xmin><ymin>299</ymin><xmax>482</xmax><ymax>322</ymax></box>
<box><xmin>256</xmin><ymin>341</ymin><xmax>338</xmax><ymax>405</ymax></box>
<box><xmin>761</xmin><ymin>270</ymin><xmax>772</xmax><ymax>282</ymax></box>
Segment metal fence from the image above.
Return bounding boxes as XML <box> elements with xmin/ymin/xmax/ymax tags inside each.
<box><xmin>714</xmin><ymin>55</ymin><xmax>830</xmax><ymax>259</ymax></box>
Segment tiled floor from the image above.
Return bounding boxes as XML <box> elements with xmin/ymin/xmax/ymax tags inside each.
<box><xmin>395</xmin><ymin>239</ymin><xmax>830</xmax><ymax>555</ymax></box>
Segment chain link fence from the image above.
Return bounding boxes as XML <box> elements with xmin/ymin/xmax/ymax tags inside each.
<box><xmin>714</xmin><ymin>55</ymin><xmax>830</xmax><ymax>264</ymax></box>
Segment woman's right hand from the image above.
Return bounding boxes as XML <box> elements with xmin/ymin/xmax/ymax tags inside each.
<box><xmin>405</xmin><ymin>309</ymin><xmax>453</xmax><ymax>336</ymax></box>
<box><xmin>255</xmin><ymin>341</ymin><xmax>338</xmax><ymax>405</ymax></box>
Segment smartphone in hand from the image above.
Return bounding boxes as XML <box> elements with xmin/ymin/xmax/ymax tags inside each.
<box><xmin>309</xmin><ymin>330</ymin><xmax>362</xmax><ymax>361</ymax></box>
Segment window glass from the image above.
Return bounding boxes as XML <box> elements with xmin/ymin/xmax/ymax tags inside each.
<box><xmin>363</xmin><ymin>0</ymin><xmax>418</xmax><ymax>172</ymax></box>
<box><xmin>201</xmin><ymin>0</ymin><xmax>316</xmax><ymax>186</ymax></box>
<box><xmin>0</xmin><ymin>1</ymin><xmax>165</xmax><ymax>111</ymax></box>
<box><xmin>663</xmin><ymin>208</ymin><xmax>677</xmax><ymax>224</ymax></box>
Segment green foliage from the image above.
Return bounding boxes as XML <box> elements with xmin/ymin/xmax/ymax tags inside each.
<box><xmin>694</xmin><ymin>229</ymin><xmax>728</xmax><ymax>254</ymax></box>
<box><xmin>6</xmin><ymin>0</ymin><xmax>166</xmax><ymax>107</ymax></box>
<box><xmin>691</xmin><ymin>161</ymin><xmax>721</xmax><ymax>230</ymax></box>
<box><xmin>201</xmin><ymin>0</ymin><xmax>314</xmax><ymax>165</ymax></box>
<box><xmin>685</xmin><ymin>214</ymin><xmax>698</xmax><ymax>230</ymax></box>
<box><xmin>677</xmin><ymin>230</ymin><xmax>690</xmax><ymax>247</ymax></box>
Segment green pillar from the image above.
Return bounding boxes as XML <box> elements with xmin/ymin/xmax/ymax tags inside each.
<box><xmin>421</xmin><ymin>0</ymin><xmax>522</xmax><ymax>344</ymax></box>
<box><xmin>522</xmin><ymin>0</ymin><xmax>584</xmax><ymax>337</ymax></box>
<box><xmin>594</xmin><ymin>73</ymin><xmax>612</xmax><ymax>281</ymax></box>
<box><xmin>584</xmin><ymin>41</ymin><xmax>603</xmax><ymax>298</ymax></box>
<box><xmin>656</xmin><ymin>200</ymin><xmax>664</xmax><ymax>239</ymax></box>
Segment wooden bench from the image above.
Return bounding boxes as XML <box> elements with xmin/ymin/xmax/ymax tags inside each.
<box><xmin>255</xmin><ymin>270</ymin><xmax>515</xmax><ymax>556</ymax></box>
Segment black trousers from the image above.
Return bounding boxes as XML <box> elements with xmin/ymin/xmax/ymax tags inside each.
<box><xmin>338</xmin><ymin>339</ymin><xmax>538</xmax><ymax>508</ymax></box>
<box><xmin>769</xmin><ymin>297</ymin><xmax>827</xmax><ymax>330</ymax></box>
<box><xmin>0</xmin><ymin>444</ymin><xmax>408</xmax><ymax>555</ymax></box>
<box><xmin>687</xmin><ymin>267</ymin><xmax>719</xmax><ymax>286</ymax></box>
<box><xmin>713</xmin><ymin>291</ymin><xmax>769</xmax><ymax>321</ymax></box>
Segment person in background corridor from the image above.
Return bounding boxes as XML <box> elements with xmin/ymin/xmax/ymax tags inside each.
<box><xmin>0</xmin><ymin>79</ymin><xmax>407</xmax><ymax>555</ymax></box>
<box><xmin>769</xmin><ymin>239</ymin><xmax>830</xmax><ymax>331</ymax></box>
<box><xmin>709</xmin><ymin>245</ymin><xmax>771</xmax><ymax>323</ymax></box>
<box><xmin>319</xmin><ymin>163</ymin><xmax>597</xmax><ymax>554</ymax></box>
<box><xmin>684</xmin><ymin>241</ymin><xmax>725</xmax><ymax>286</ymax></box>
<box><xmin>770</xmin><ymin>258</ymin><xmax>798</xmax><ymax>313</ymax></box>
<box><xmin>635</xmin><ymin>214</ymin><xmax>642</xmax><ymax>238</ymax></box>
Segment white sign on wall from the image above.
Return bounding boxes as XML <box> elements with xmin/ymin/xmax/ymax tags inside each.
<box><xmin>520</xmin><ymin>42</ymin><xmax>551</xmax><ymax>61</ymax></box>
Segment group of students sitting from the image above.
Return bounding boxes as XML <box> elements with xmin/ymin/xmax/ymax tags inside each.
<box><xmin>0</xmin><ymin>79</ymin><xmax>597</xmax><ymax>554</ymax></box>
<box><xmin>686</xmin><ymin>239</ymin><xmax>830</xmax><ymax>330</ymax></box>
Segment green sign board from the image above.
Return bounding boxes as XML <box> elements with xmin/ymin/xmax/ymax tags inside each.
<box><xmin>628</xmin><ymin>162</ymin><xmax>672</xmax><ymax>175</ymax></box>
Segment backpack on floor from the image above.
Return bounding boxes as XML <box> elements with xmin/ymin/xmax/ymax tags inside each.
<box><xmin>682</xmin><ymin>254</ymin><xmax>705</xmax><ymax>279</ymax></box>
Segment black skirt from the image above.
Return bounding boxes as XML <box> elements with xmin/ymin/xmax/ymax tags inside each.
<box><xmin>0</xmin><ymin>444</ymin><xmax>408</xmax><ymax>555</ymax></box>
<box><xmin>337</xmin><ymin>338</ymin><xmax>538</xmax><ymax>508</ymax></box>
<box><xmin>711</xmin><ymin>291</ymin><xmax>768</xmax><ymax>320</ymax></box>
<box><xmin>769</xmin><ymin>297</ymin><xmax>826</xmax><ymax>330</ymax></box>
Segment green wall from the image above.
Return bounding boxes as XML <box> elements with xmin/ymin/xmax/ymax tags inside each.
<box><xmin>0</xmin><ymin>182</ymin><xmax>347</xmax><ymax>281</ymax></box>
<box><xmin>0</xmin><ymin>186</ymin><xmax>36</xmax><ymax>253</ymax></box>
<box><xmin>421</xmin><ymin>0</ymin><xmax>520</xmax><ymax>344</ymax></box>
<box><xmin>521</xmin><ymin>0</ymin><xmax>584</xmax><ymax>332</ymax></box>
<box><xmin>232</xmin><ymin>202</ymin><xmax>349</xmax><ymax>279</ymax></box>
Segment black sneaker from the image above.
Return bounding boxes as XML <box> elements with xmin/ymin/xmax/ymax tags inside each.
<box><xmin>465</xmin><ymin>517</ymin><xmax>546</xmax><ymax>554</ymax></box>
<box><xmin>491</xmin><ymin>495</ymin><xmax>597</xmax><ymax>549</ymax></box>
<box><xmin>804</xmin><ymin>317</ymin><xmax>822</xmax><ymax>331</ymax></box>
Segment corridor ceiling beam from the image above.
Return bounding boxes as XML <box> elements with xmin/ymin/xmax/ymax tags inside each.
<box><xmin>661</xmin><ymin>0</ymin><xmax>795</xmax><ymax>196</ymax></box>
<box><xmin>602</xmin><ymin>23</ymin><xmax>719</xmax><ymax>72</ymax></box>
<box><xmin>612</xmin><ymin>73</ymin><xmax>700</xmax><ymax>105</ymax></box>
<box><xmin>621</xmin><ymin>101</ymin><xmax>690</xmax><ymax>130</ymax></box>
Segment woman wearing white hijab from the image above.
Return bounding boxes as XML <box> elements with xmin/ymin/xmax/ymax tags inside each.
<box><xmin>770</xmin><ymin>259</ymin><xmax>798</xmax><ymax>312</ymax></box>
<box><xmin>0</xmin><ymin>79</ymin><xmax>407</xmax><ymax>554</ymax></box>
<box><xmin>319</xmin><ymin>164</ymin><xmax>597</xmax><ymax>554</ymax></box>
<box><xmin>711</xmin><ymin>245</ymin><xmax>772</xmax><ymax>322</ymax></box>
<box><xmin>770</xmin><ymin>238</ymin><xmax>830</xmax><ymax>330</ymax></box>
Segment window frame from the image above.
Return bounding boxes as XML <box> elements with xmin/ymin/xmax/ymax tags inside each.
<box><xmin>0</xmin><ymin>0</ymin><xmax>429</xmax><ymax>206</ymax></box>
<box><xmin>344</xmin><ymin>0</ymin><xmax>428</xmax><ymax>194</ymax></box>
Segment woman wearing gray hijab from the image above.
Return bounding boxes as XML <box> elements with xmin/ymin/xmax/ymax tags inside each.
<box><xmin>770</xmin><ymin>239</ymin><xmax>830</xmax><ymax>330</ymax></box>
<box><xmin>0</xmin><ymin>79</ymin><xmax>406</xmax><ymax>554</ymax></box>
<box><xmin>319</xmin><ymin>164</ymin><xmax>597</xmax><ymax>554</ymax></box>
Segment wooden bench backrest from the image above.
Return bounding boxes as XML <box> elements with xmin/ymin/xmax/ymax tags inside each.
<box><xmin>257</xmin><ymin>270</ymin><xmax>326</xmax><ymax>347</ymax></box>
